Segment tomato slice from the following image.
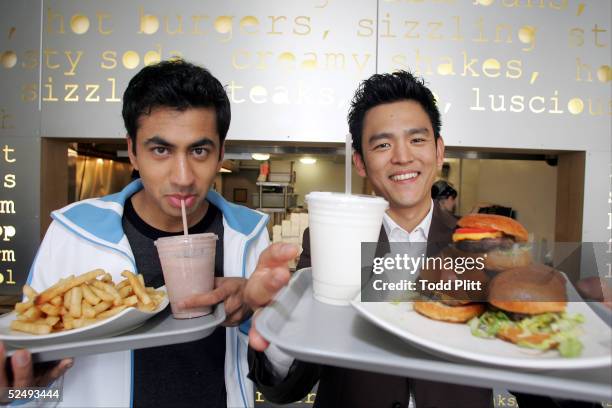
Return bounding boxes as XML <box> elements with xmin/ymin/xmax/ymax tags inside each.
<box><xmin>455</xmin><ymin>227</ymin><xmax>499</xmax><ymax>234</ymax></box>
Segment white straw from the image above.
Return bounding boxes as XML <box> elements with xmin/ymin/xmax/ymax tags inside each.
<box><xmin>345</xmin><ymin>133</ymin><xmax>352</xmax><ymax>195</ymax></box>
<box><xmin>180</xmin><ymin>199</ymin><xmax>188</xmax><ymax>236</ymax></box>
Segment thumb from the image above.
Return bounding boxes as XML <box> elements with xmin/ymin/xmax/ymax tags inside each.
<box><xmin>248</xmin><ymin>310</ymin><xmax>271</xmax><ymax>351</ymax></box>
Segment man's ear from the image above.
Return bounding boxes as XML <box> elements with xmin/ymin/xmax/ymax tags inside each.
<box><xmin>353</xmin><ymin>151</ymin><xmax>367</xmax><ymax>178</ymax></box>
<box><xmin>436</xmin><ymin>136</ymin><xmax>445</xmax><ymax>170</ymax></box>
<box><xmin>126</xmin><ymin>136</ymin><xmax>139</xmax><ymax>171</ymax></box>
<box><xmin>216</xmin><ymin>144</ymin><xmax>225</xmax><ymax>173</ymax></box>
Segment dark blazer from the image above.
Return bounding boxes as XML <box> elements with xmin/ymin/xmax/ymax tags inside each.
<box><xmin>249</xmin><ymin>204</ymin><xmax>492</xmax><ymax>408</ymax></box>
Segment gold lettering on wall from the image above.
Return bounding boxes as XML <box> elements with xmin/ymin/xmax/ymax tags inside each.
<box><xmin>3</xmin><ymin>1</ymin><xmax>607</xmax><ymax>118</ymax></box>
<box><xmin>0</xmin><ymin>110</ymin><xmax>14</xmax><ymax>129</ymax></box>
<box><xmin>1</xmin><ymin>144</ymin><xmax>17</xmax><ymax>285</ymax></box>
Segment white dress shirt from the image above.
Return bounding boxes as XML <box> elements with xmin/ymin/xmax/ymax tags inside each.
<box><xmin>382</xmin><ymin>199</ymin><xmax>434</xmax><ymax>243</ymax></box>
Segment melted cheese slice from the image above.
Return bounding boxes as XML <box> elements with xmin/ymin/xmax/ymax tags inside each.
<box><xmin>452</xmin><ymin>231</ymin><xmax>503</xmax><ymax>241</ymax></box>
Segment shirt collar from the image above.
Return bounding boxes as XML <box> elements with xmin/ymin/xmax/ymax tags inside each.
<box><xmin>383</xmin><ymin>199</ymin><xmax>434</xmax><ymax>242</ymax></box>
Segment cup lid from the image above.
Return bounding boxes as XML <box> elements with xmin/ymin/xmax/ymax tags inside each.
<box><xmin>154</xmin><ymin>233</ymin><xmax>218</xmax><ymax>247</ymax></box>
<box><xmin>305</xmin><ymin>191</ymin><xmax>388</xmax><ymax>205</ymax></box>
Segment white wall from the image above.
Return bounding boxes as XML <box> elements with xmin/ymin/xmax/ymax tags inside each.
<box><xmin>288</xmin><ymin>159</ymin><xmax>364</xmax><ymax>206</ymax></box>
<box><xmin>459</xmin><ymin>159</ymin><xmax>557</xmax><ymax>245</ymax></box>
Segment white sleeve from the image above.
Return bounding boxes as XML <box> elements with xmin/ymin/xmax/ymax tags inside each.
<box><xmin>263</xmin><ymin>344</ymin><xmax>295</xmax><ymax>381</ymax></box>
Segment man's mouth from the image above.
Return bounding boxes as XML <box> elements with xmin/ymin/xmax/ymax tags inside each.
<box><xmin>166</xmin><ymin>194</ymin><xmax>197</xmax><ymax>209</ymax></box>
<box><xmin>389</xmin><ymin>171</ymin><xmax>420</xmax><ymax>182</ymax></box>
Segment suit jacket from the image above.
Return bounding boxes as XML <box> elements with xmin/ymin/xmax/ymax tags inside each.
<box><xmin>249</xmin><ymin>204</ymin><xmax>492</xmax><ymax>408</ymax></box>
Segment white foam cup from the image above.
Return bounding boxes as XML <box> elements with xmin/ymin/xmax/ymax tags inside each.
<box><xmin>305</xmin><ymin>192</ymin><xmax>388</xmax><ymax>305</ymax></box>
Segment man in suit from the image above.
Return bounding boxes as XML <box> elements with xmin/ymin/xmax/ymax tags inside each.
<box><xmin>244</xmin><ymin>71</ymin><xmax>493</xmax><ymax>408</ymax></box>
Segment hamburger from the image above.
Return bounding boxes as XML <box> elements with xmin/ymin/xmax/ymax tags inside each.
<box><xmin>469</xmin><ymin>264</ymin><xmax>585</xmax><ymax>357</ymax></box>
<box><xmin>415</xmin><ymin>246</ymin><xmax>488</xmax><ymax>323</ymax></box>
<box><xmin>414</xmin><ymin>300</ymin><xmax>485</xmax><ymax>323</ymax></box>
<box><xmin>452</xmin><ymin>214</ymin><xmax>532</xmax><ymax>273</ymax></box>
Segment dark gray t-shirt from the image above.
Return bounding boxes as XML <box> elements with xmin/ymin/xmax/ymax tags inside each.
<box><xmin>122</xmin><ymin>197</ymin><xmax>226</xmax><ymax>408</ymax></box>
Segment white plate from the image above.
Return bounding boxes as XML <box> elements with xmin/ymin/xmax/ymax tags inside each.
<box><xmin>351</xmin><ymin>284</ymin><xmax>612</xmax><ymax>370</ymax></box>
<box><xmin>0</xmin><ymin>287</ymin><xmax>169</xmax><ymax>348</ymax></box>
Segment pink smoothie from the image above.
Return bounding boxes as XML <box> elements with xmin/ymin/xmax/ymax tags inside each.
<box><xmin>155</xmin><ymin>233</ymin><xmax>218</xmax><ymax>319</ymax></box>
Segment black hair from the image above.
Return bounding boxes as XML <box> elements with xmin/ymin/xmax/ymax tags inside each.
<box><xmin>122</xmin><ymin>59</ymin><xmax>230</xmax><ymax>154</ymax></box>
<box><xmin>432</xmin><ymin>180</ymin><xmax>457</xmax><ymax>200</ymax></box>
<box><xmin>348</xmin><ymin>70</ymin><xmax>441</xmax><ymax>157</ymax></box>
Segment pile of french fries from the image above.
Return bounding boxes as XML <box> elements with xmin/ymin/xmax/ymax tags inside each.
<box><xmin>11</xmin><ymin>269</ymin><xmax>166</xmax><ymax>335</ymax></box>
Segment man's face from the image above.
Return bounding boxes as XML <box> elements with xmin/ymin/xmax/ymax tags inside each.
<box><xmin>353</xmin><ymin>100</ymin><xmax>444</xmax><ymax>211</ymax></box>
<box><xmin>127</xmin><ymin>106</ymin><xmax>223</xmax><ymax>227</ymax></box>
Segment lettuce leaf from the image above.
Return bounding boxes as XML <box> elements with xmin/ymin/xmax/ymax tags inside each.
<box><xmin>468</xmin><ymin>310</ymin><xmax>585</xmax><ymax>357</ymax></box>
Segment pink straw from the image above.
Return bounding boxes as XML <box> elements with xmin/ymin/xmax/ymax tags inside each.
<box><xmin>180</xmin><ymin>199</ymin><xmax>188</xmax><ymax>236</ymax></box>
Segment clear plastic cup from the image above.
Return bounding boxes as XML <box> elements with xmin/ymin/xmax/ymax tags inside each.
<box><xmin>305</xmin><ymin>192</ymin><xmax>389</xmax><ymax>305</ymax></box>
<box><xmin>154</xmin><ymin>233</ymin><xmax>218</xmax><ymax>319</ymax></box>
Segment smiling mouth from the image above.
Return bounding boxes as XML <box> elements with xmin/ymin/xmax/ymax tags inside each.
<box><xmin>389</xmin><ymin>172</ymin><xmax>419</xmax><ymax>182</ymax></box>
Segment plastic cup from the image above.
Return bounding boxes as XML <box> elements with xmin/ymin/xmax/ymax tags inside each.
<box><xmin>305</xmin><ymin>192</ymin><xmax>389</xmax><ymax>305</ymax></box>
<box><xmin>154</xmin><ymin>233</ymin><xmax>218</xmax><ymax>319</ymax></box>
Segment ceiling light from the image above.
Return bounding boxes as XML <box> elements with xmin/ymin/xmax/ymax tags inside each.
<box><xmin>219</xmin><ymin>167</ymin><xmax>232</xmax><ymax>173</ymax></box>
<box><xmin>251</xmin><ymin>153</ymin><xmax>270</xmax><ymax>161</ymax></box>
<box><xmin>300</xmin><ymin>157</ymin><xmax>317</xmax><ymax>164</ymax></box>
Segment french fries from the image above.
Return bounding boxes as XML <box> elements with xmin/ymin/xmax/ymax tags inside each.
<box><xmin>121</xmin><ymin>271</ymin><xmax>152</xmax><ymax>305</ymax></box>
<box><xmin>11</xmin><ymin>269</ymin><xmax>166</xmax><ymax>335</ymax></box>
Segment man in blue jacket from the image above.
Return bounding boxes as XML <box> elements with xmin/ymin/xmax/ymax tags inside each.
<box><xmin>0</xmin><ymin>59</ymin><xmax>298</xmax><ymax>408</ymax></box>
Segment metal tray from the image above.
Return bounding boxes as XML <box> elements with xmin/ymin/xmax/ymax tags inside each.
<box><xmin>256</xmin><ymin>268</ymin><xmax>612</xmax><ymax>403</ymax></box>
<box><xmin>4</xmin><ymin>305</ymin><xmax>225</xmax><ymax>363</ymax></box>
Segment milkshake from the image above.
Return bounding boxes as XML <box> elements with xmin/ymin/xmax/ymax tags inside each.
<box><xmin>155</xmin><ymin>233</ymin><xmax>217</xmax><ymax>319</ymax></box>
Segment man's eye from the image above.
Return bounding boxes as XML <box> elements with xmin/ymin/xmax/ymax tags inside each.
<box><xmin>374</xmin><ymin>143</ymin><xmax>391</xmax><ymax>150</ymax></box>
<box><xmin>192</xmin><ymin>147</ymin><xmax>209</xmax><ymax>157</ymax></box>
<box><xmin>152</xmin><ymin>146</ymin><xmax>168</xmax><ymax>155</ymax></box>
<box><xmin>411</xmin><ymin>138</ymin><xmax>426</xmax><ymax>144</ymax></box>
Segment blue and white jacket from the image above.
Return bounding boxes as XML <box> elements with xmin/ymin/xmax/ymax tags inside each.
<box><xmin>25</xmin><ymin>179</ymin><xmax>270</xmax><ymax>408</ymax></box>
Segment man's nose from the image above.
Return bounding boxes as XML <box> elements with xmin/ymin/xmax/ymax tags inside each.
<box><xmin>170</xmin><ymin>154</ymin><xmax>195</xmax><ymax>187</ymax></box>
<box><xmin>391</xmin><ymin>142</ymin><xmax>415</xmax><ymax>164</ymax></box>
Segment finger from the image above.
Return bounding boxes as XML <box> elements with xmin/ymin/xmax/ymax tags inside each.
<box><xmin>0</xmin><ymin>342</ymin><xmax>7</xmax><ymax>389</ymax></box>
<box><xmin>180</xmin><ymin>286</ymin><xmax>228</xmax><ymax>309</ymax></box>
<box><xmin>255</xmin><ymin>243</ymin><xmax>300</xmax><ymax>270</ymax></box>
<box><xmin>36</xmin><ymin>358</ymin><xmax>73</xmax><ymax>388</ymax></box>
<box><xmin>244</xmin><ymin>267</ymin><xmax>291</xmax><ymax>310</ymax></box>
<box><xmin>223</xmin><ymin>304</ymin><xmax>253</xmax><ymax>328</ymax></box>
<box><xmin>11</xmin><ymin>350</ymin><xmax>34</xmax><ymax>388</ymax></box>
<box><xmin>248</xmin><ymin>324</ymin><xmax>270</xmax><ymax>351</ymax></box>
<box><xmin>222</xmin><ymin>313</ymin><xmax>242</xmax><ymax>328</ymax></box>
<box><xmin>223</xmin><ymin>296</ymin><xmax>241</xmax><ymax>317</ymax></box>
